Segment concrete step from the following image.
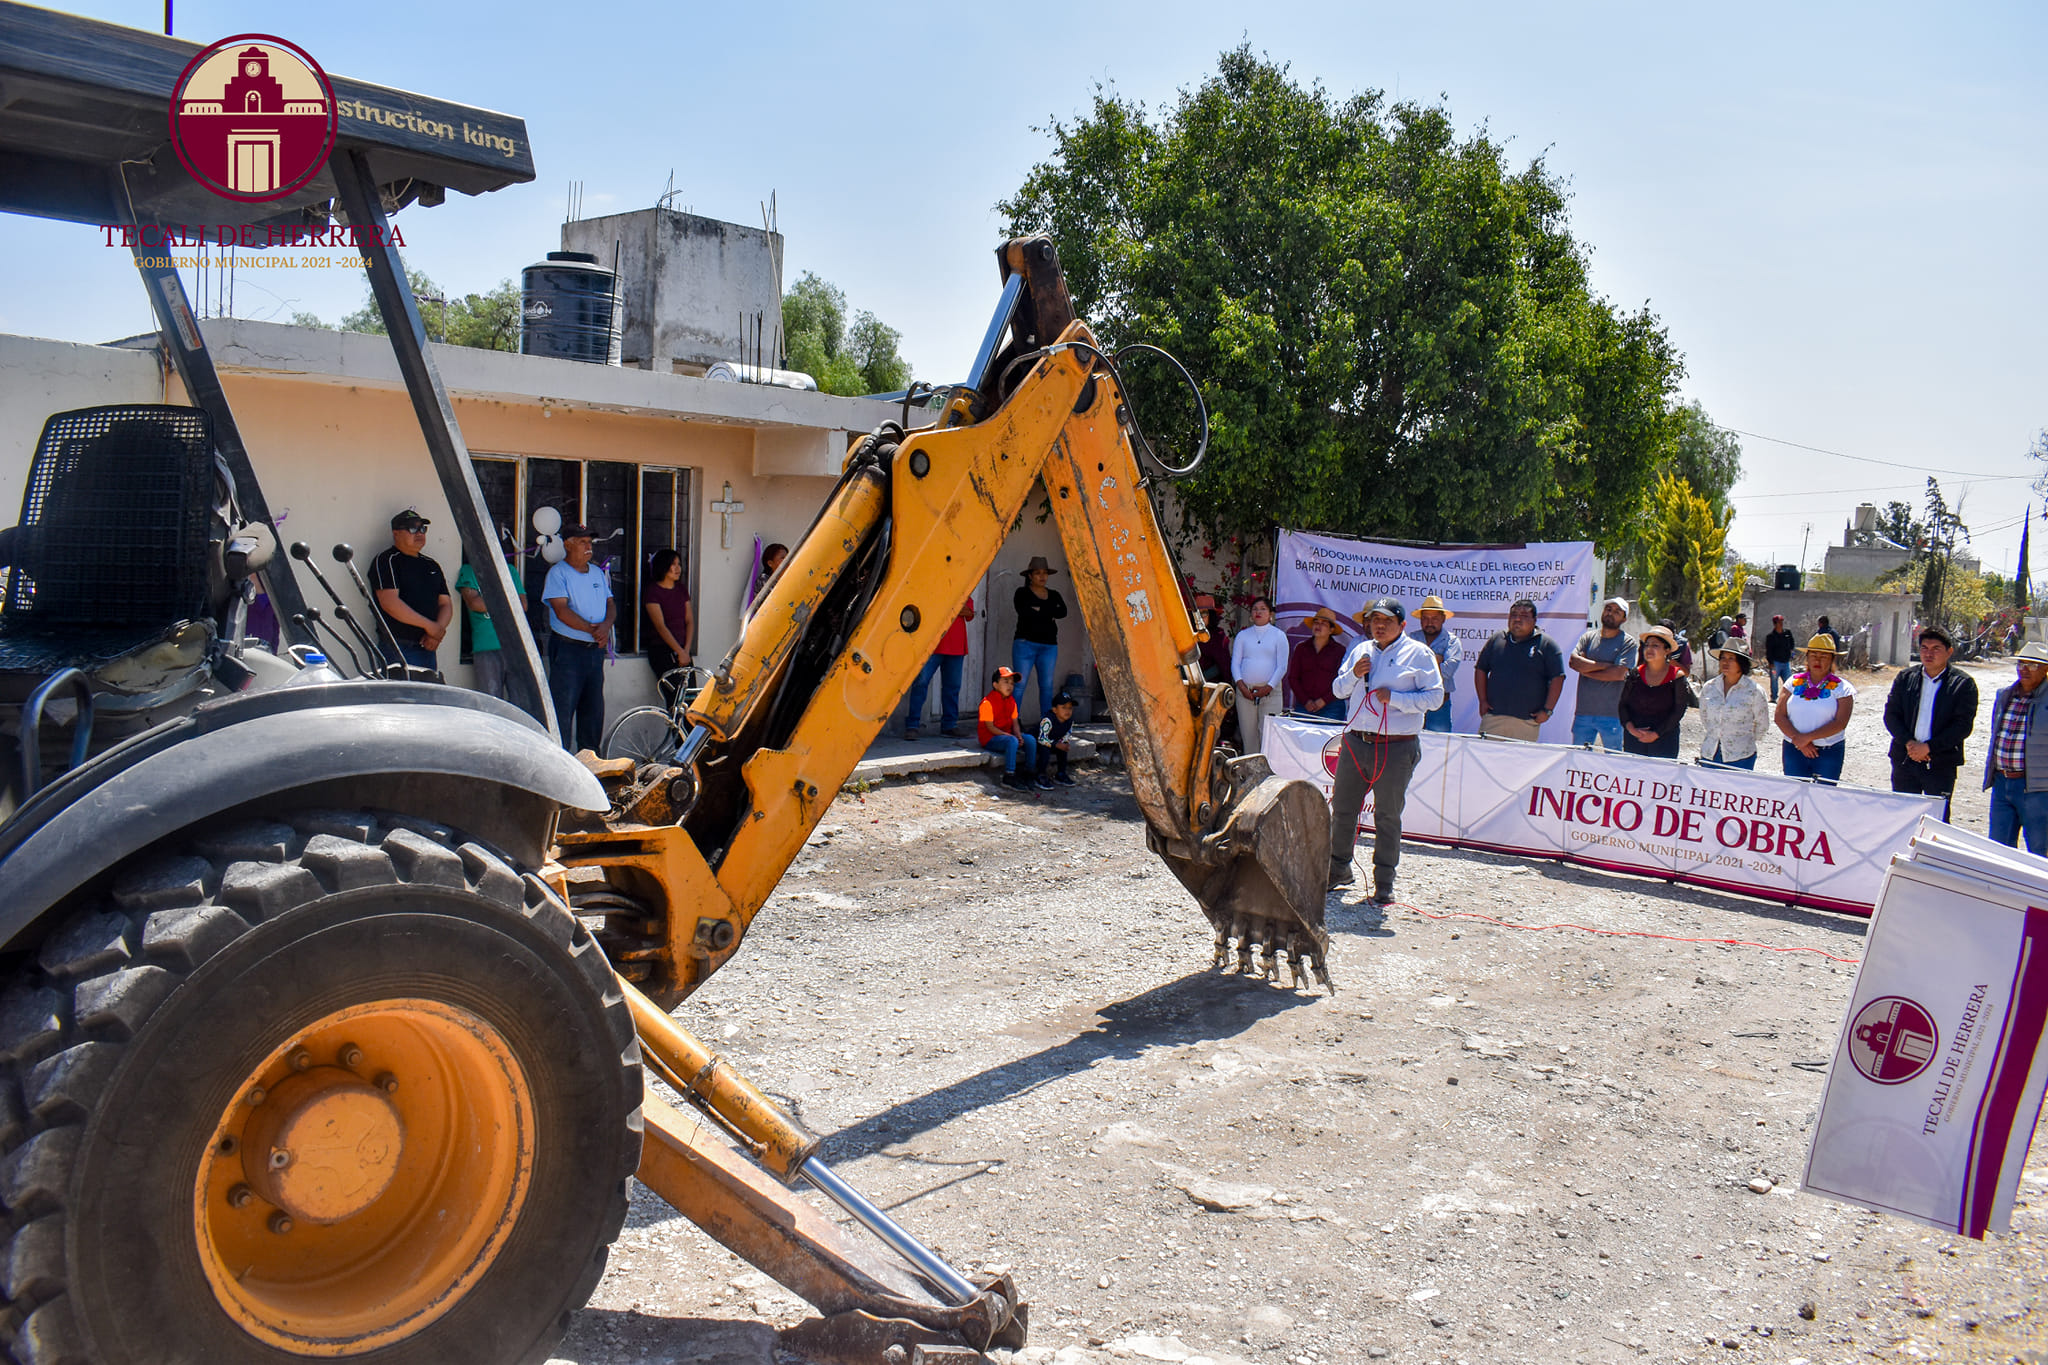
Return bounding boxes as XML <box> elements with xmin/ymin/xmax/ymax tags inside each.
<box><xmin>850</xmin><ymin>729</ymin><xmax>1103</xmax><ymax>784</ymax></box>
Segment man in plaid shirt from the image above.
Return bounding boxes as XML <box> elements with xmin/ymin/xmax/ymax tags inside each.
<box><xmin>1982</xmin><ymin>641</ymin><xmax>2048</xmax><ymax>853</ymax></box>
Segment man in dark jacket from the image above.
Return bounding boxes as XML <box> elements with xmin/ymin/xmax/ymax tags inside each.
<box><xmin>1762</xmin><ymin>614</ymin><xmax>1797</xmax><ymax>701</ymax></box>
<box><xmin>1983</xmin><ymin>641</ymin><xmax>2048</xmax><ymax>852</ymax></box>
<box><xmin>1883</xmin><ymin>625</ymin><xmax>1978</xmax><ymax>818</ymax></box>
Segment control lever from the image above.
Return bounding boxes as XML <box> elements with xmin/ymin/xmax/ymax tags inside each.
<box><xmin>289</xmin><ymin>609</ymin><xmax>364</xmax><ymax>676</ymax></box>
<box><xmin>333</xmin><ymin>543</ymin><xmax>415</xmax><ymax>679</ymax></box>
<box><xmin>290</xmin><ymin>542</ymin><xmax>390</xmax><ymax>676</ymax></box>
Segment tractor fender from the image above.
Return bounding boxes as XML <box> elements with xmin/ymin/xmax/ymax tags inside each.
<box><xmin>0</xmin><ymin>683</ymin><xmax>606</xmax><ymax>951</ymax></box>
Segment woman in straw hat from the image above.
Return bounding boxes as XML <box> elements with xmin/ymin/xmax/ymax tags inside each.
<box><xmin>1010</xmin><ymin>555</ymin><xmax>1068</xmax><ymax>727</ymax></box>
<box><xmin>1286</xmin><ymin>607</ymin><xmax>1348</xmax><ymax>718</ymax></box>
<box><xmin>1698</xmin><ymin>636</ymin><xmax>1773</xmax><ymax>769</ymax></box>
<box><xmin>1617</xmin><ymin>625</ymin><xmax>1695</xmax><ymax>758</ymax></box>
<box><xmin>1774</xmin><ymin>634</ymin><xmax>1856</xmax><ymax>783</ymax></box>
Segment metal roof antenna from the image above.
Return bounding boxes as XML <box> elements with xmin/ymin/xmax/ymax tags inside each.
<box><xmin>762</xmin><ymin>190</ymin><xmax>783</xmax><ymax>367</ymax></box>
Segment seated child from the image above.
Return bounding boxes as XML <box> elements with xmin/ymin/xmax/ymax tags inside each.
<box><xmin>1034</xmin><ymin>690</ymin><xmax>1078</xmax><ymax>789</ymax></box>
<box><xmin>977</xmin><ymin>666</ymin><xmax>1039</xmax><ymax>791</ymax></box>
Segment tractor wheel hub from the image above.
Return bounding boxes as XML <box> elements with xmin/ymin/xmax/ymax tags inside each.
<box><xmin>243</xmin><ymin>1066</ymin><xmax>404</xmax><ymax>1224</ymax></box>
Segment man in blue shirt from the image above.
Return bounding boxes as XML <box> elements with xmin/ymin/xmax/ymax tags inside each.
<box><xmin>543</xmin><ymin>524</ymin><xmax>615</xmax><ymax>753</ymax></box>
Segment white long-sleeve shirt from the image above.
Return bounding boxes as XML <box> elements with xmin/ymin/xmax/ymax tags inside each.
<box><xmin>1230</xmin><ymin>623</ymin><xmax>1290</xmax><ymax>691</ymax></box>
<box><xmin>1698</xmin><ymin>674</ymin><xmax>1774</xmax><ymax>762</ymax></box>
<box><xmin>1332</xmin><ymin>633</ymin><xmax>1446</xmax><ymax>738</ymax></box>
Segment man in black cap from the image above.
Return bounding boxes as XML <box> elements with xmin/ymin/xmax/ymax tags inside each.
<box><xmin>369</xmin><ymin>507</ymin><xmax>452</xmax><ymax>673</ymax></box>
<box><xmin>1882</xmin><ymin>624</ymin><xmax>1978</xmax><ymax>817</ymax></box>
<box><xmin>1329</xmin><ymin>598</ymin><xmax>1445</xmax><ymax>904</ymax></box>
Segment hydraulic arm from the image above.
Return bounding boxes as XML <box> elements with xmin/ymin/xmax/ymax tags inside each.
<box><xmin>552</xmin><ymin>236</ymin><xmax>1333</xmax><ymax>1355</ymax></box>
<box><xmin>561</xmin><ymin>236</ymin><xmax>1332</xmax><ymax>1002</ymax></box>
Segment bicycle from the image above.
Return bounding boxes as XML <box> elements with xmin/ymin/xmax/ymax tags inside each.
<box><xmin>600</xmin><ymin>666</ymin><xmax>709</xmax><ymax>765</ymax></box>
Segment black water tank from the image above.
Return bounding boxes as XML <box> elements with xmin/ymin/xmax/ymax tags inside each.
<box><xmin>520</xmin><ymin>251</ymin><xmax>617</xmax><ymax>364</ymax></box>
<box><xmin>1775</xmin><ymin>563</ymin><xmax>1802</xmax><ymax>591</ymax></box>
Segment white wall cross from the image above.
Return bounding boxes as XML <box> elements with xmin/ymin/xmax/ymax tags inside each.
<box><xmin>710</xmin><ymin>481</ymin><xmax>746</xmax><ymax>550</ymax></box>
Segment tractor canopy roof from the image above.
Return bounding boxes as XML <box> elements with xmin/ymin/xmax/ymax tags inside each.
<box><xmin>0</xmin><ymin>1</ymin><xmax>533</xmax><ymax>230</ymax></box>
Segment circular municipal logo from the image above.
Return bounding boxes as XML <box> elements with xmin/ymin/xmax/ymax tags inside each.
<box><xmin>1847</xmin><ymin>996</ymin><xmax>1939</xmax><ymax>1085</ymax></box>
<box><xmin>169</xmin><ymin>34</ymin><xmax>337</xmax><ymax>203</ymax></box>
<box><xmin>1321</xmin><ymin>734</ymin><xmax>1343</xmax><ymax>777</ymax></box>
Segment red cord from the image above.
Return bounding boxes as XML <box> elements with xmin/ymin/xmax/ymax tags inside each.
<box><xmin>1381</xmin><ymin>899</ymin><xmax>1863</xmax><ymax>964</ymax></box>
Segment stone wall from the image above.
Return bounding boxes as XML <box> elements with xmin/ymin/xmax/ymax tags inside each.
<box><xmin>1747</xmin><ymin>590</ymin><xmax>1918</xmax><ymax>668</ymax></box>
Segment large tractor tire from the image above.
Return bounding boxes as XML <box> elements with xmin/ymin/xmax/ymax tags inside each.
<box><xmin>0</xmin><ymin>809</ymin><xmax>642</xmax><ymax>1364</ymax></box>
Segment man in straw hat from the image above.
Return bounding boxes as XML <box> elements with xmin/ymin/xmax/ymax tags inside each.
<box><xmin>1408</xmin><ymin>595</ymin><xmax>1462</xmax><ymax>733</ymax></box>
<box><xmin>1011</xmin><ymin>555</ymin><xmax>1068</xmax><ymax>728</ymax></box>
<box><xmin>1285</xmin><ymin>606</ymin><xmax>1348</xmax><ymax>718</ymax></box>
<box><xmin>1567</xmin><ymin>596</ymin><xmax>1638</xmax><ymax>751</ymax></box>
<box><xmin>1329</xmin><ymin>599</ymin><xmax>1444</xmax><ymax>903</ymax></box>
<box><xmin>1983</xmin><ymin>640</ymin><xmax>2048</xmax><ymax>853</ymax></box>
<box><xmin>1882</xmin><ymin>624</ymin><xmax>1978</xmax><ymax>819</ymax></box>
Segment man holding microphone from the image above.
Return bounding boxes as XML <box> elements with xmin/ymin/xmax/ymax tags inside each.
<box><xmin>1329</xmin><ymin>598</ymin><xmax>1446</xmax><ymax>904</ymax></box>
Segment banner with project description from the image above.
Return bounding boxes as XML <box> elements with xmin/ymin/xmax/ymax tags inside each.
<box><xmin>1272</xmin><ymin>531</ymin><xmax>1596</xmax><ymax>739</ymax></box>
<box><xmin>1263</xmin><ymin>722</ymin><xmax>1940</xmax><ymax>915</ymax></box>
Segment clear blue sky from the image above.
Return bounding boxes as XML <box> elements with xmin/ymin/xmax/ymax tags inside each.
<box><xmin>5</xmin><ymin>1</ymin><xmax>2043</xmax><ymax>577</ymax></box>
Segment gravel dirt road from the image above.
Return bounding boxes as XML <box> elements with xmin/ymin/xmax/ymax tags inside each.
<box><xmin>550</xmin><ymin>660</ymin><xmax>2046</xmax><ymax>1365</ymax></box>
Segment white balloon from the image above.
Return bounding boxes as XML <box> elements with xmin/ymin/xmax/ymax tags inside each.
<box><xmin>541</xmin><ymin>538</ymin><xmax>566</xmax><ymax>564</ymax></box>
<box><xmin>532</xmin><ymin>506</ymin><xmax>561</xmax><ymax>535</ymax></box>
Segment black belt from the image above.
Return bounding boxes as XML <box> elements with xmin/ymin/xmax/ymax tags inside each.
<box><xmin>551</xmin><ymin>636</ymin><xmax>603</xmax><ymax>649</ymax></box>
<box><xmin>1347</xmin><ymin>731</ymin><xmax>1418</xmax><ymax>744</ymax></box>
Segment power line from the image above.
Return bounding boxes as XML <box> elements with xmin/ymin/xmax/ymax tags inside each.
<box><xmin>1727</xmin><ymin>428</ymin><xmax>2028</xmax><ymax>480</ymax></box>
<box><xmin>1727</xmin><ymin>479</ymin><xmax>2021</xmax><ymax>502</ymax></box>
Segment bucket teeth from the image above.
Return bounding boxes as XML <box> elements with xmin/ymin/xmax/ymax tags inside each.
<box><xmin>1235</xmin><ymin>917</ymin><xmax>1263</xmax><ymax>975</ymax></box>
<box><xmin>1260</xmin><ymin>938</ymin><xmax>1280</xmax><ymax>983</ymax></box>
<box><xmin>1212</xmin><ymin>925</ymin><xmax>1230</xmax><ymax>969</ymax></box>
<box><xmin>1286</xmin><ymin>933</ymin><xmax>1309</xmax><ymax>990</ymax></box>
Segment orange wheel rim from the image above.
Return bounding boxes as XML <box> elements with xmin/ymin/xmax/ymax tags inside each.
<box><xmin>193</xmin><ymin>999</ymin><xmax>534</xmax><ymax>1354</ymax></box>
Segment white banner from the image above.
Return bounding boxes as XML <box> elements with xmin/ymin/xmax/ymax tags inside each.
<box><xmin>1273</xmin><ymin>531</ymin><xmax>1597</xmax><ymax>740</ymax></box>
<box><xmin>1803</xmin><ymin>821</ymin><xmax>2048</xmax><ymax>1237</ymax></box>
<box><xmin>1263</xmin><ymin>721</ymin><xmax>1941</xmax><ymax>914</ymax></box>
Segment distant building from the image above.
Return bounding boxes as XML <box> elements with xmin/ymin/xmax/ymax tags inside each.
<box><xmin>1823</xmin><ymin>501</ymin><xmax>1978</xmax><ymax>585</ymax></box>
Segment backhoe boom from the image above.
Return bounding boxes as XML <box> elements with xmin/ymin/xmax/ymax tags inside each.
<box><xmin>553</xmin><ymin>236</ymin><xmax>1333</xmax><ymax>1357</ymax></box>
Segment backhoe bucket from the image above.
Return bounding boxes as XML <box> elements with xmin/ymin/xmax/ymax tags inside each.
<box><xmin>1149</xmin><ymin>754</ymin><xmax>1335</xmax><ymax>991</ymax></box>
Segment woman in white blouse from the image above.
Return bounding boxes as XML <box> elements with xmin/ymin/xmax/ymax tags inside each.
<box><xmin>1229</xmin><ymin>596</ymin><xmax>1290</xmax><ymax>752</ymax></box>
<box><xmin>1698</xmin><ymin>638</ymin><xmax>1773</xmax><ymax>769</ymax></box>
<box><xmin>1774</xmin><ymin>635</ymin><xmax>1856</xmax><ymax>784</ymax></box>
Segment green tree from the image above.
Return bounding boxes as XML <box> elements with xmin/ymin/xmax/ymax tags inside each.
<box><xmin>1606</xmin><ymin>399</ymin><xmax>1743</xmax><ymax>589</ymax></box>
<box><xmin>997</xmin><ymin>46</ymin><xmax>1685</xmax><ymax>549</ymax></box>
<box><xmin>781</xmin><ymin>272</ymin><xmax>912</xmax><ymax>395</ymax></box>
<box><xmin>1641</xmin><ymin>472</ymin><xmax>1741</xmax><ymax>645</ymax></box>
<box><xmin>1874</xmin><ymin>499</ymin><xmax>1927</xmax><ymax>550</ymax></box>
<box><xmin>330</xmin><ymin>268</ymin><xmax>520</xmax><ymax>351</ymax></box>
<box><xmin>1667</xmin><ymin>401</ymin><xmax>1742</xmax><ymax>517</ymax></box>
<box><xmin>1917</xmin><ymin>477</ymin><xmax>1971</xmax><ymax>631</ymax></box>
